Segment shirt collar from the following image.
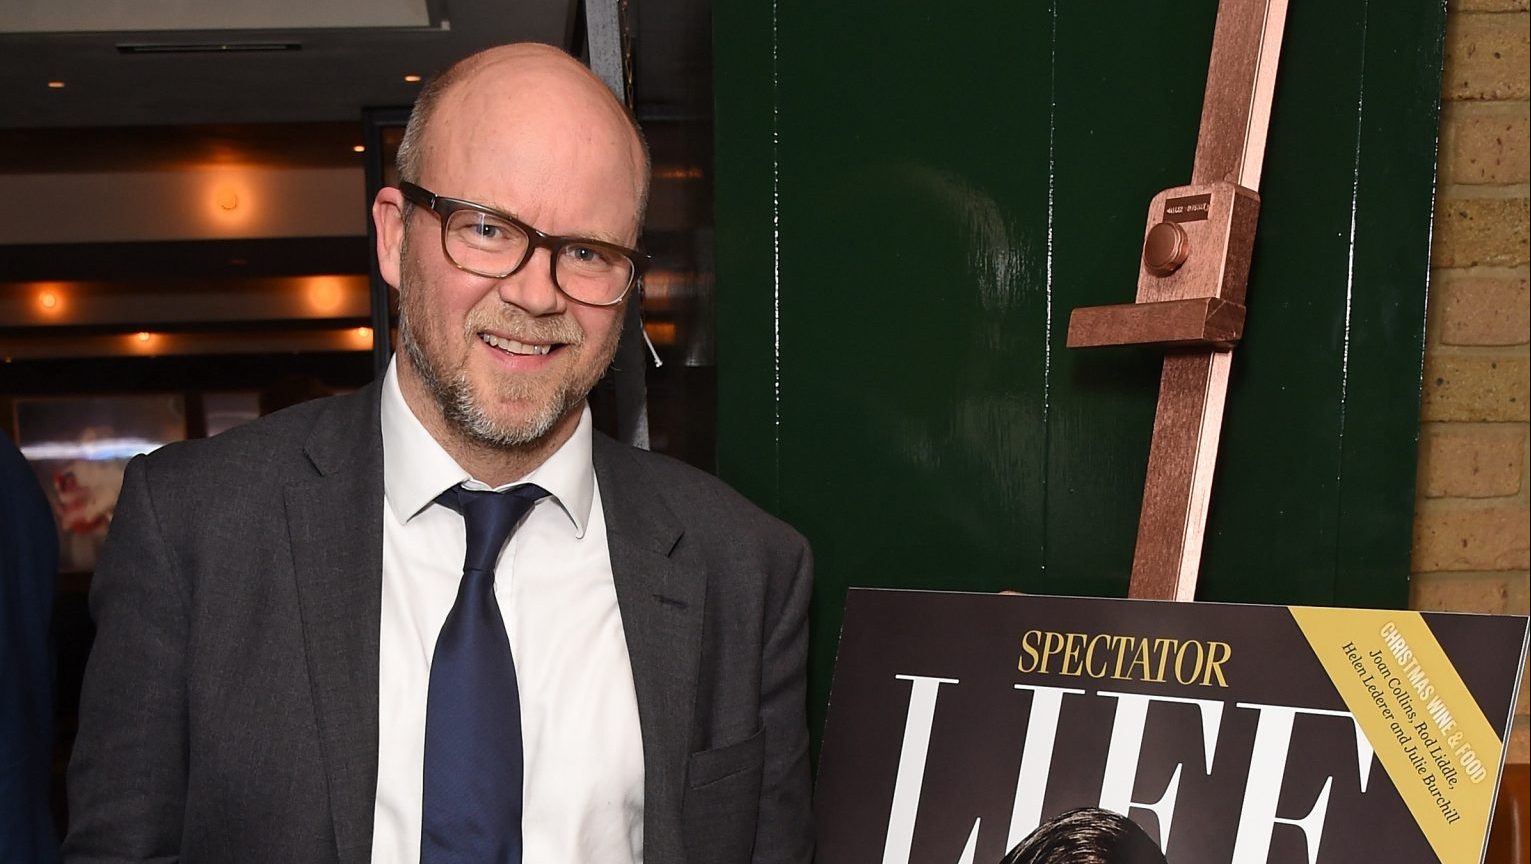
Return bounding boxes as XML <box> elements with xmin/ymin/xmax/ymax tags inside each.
<box><xmin>380</xmin><ymin>359</ymin><xmax>595</xmax><ymax>538</ymax></box>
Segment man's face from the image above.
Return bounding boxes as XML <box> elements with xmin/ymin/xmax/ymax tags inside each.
<box><xmin>384</xmin><ymin>59</ymin><xmax>644</xmax><ymax>450</ymax></box>
<box><xmin>394</xmin><ymin>227</ymin><xmax>623</xmax><ymax>449</ymax></box>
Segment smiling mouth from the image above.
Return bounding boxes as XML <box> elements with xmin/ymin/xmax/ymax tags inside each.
<box><xmin>481</xmin><ymin>332</ymin><xmax>554</xmax><ymax>356</ymax></box>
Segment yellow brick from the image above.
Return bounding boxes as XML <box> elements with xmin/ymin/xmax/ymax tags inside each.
<box><xmin>1432</xmin><ymin>197</ymin><xmax>1531</xmax><ymax>268</ymax></box>
<box><xmin>1443</xmin><ymin>11</ymin><xmax>1531</xmax><ymax>101</ymax></box>
<box><xmin>1413</xmin><ymin>503</ymin><xmax>1531</xmax><ymax>571</ymax></box>
<box><xmin>1438</xmin><ymin>103</ymin><xmax>1530</xmax><ymax>185</ymax></box>
<box><xmin>1410</xmin><ymin>570</ymin><xmax>1522</xmax><ymax>611</ymax></box>
<box><xmin>1416</xmin><ymin>424</ymin><xmax>1526</xmax><ymax>496</ymax></box>
<box><xmin>1432</xmin><ymin>272</ymin><xmax>1530</xmax><ymax>346</ymax></box>
<box><xmin>1420</xmin><ymin>353</ymin><xmax>1530</xmax><ymax>421</ymax></box>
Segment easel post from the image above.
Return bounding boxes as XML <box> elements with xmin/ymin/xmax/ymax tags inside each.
<box><xmin>1067</xmin><ymin>0</ymin><xmax>1289</xmax><ymax>601</ymax></box>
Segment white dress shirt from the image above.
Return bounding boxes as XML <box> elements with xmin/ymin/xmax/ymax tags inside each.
<box><xmin>371</xmin><ymin>361</ymin><xmax>644</xmax><ymax>863</ymax></box>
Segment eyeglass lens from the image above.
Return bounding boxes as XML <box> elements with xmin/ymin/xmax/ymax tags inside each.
<box><xmin>444</xmin><ymin>209</ymin><xmax>634</xmax><ymax>305</ymax></box>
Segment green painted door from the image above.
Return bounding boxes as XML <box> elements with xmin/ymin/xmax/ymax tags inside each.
<box><xmin>713</xmin><ymin>1</ymin><xmax>1445</xmax><ymax>742</ymax></box>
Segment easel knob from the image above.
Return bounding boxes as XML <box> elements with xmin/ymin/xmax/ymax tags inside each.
<box><xmin>1144</xmin><ymin>222</ymin><xmax>1190</xmax><ymax>276</ymax></box>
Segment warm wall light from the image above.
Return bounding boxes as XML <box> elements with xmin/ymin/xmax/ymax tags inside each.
<box><xmin>47</xmin><ymin>80</ymin><xmax>66</xmax><ymax>89</ymax></box>
<box><xmin>643</xmin><ymin>321</ymin><xmax>677</xmax><ymax>347</ymax></box>
<box><xmin>203</xmin><ymin>176</ymin><xmax>256</xmax><ymax>229</ymax></box>
<box><xmin>352</xmin><ymin>144</ymin><xmax>365</xmax><ymax>153</ymax></box>
<box><xmin>305</xmin><ymin>277</ymin><xmax>345</xmax><ymax>314</ymax></box>
<box><xmin>36</xmin><ymin>287</ymin><xmax>65</xmax><ymax>317</ymax></box>
<box><xmin>655</xmin><ymin>166</ymin><xmax>705</xmax><ymax>180</ymax></box>
<box><xmin>404</xmin><ymin>74</ymin><xmax>422</xmax><ymax>83</ymax></box>
<box><xmin>126</xmin><ymin>331</ymin><xmax>161</xmax><ymax>355</ymax></box>
<box><xmin>352</xmin><ymin>326</ymin><xmax>374</xmax><ymax>349</ymax></box>
<box><xmin>643</xmin><ymin>269</ymin><xmax>679</xmax><ymax>290</ymax></box>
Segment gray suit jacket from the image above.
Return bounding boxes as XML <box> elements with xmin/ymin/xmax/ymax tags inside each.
<box><xmin>63</xmin><ymin>383</ymin><xmax>813</xmax><ymax>864</ymax></box>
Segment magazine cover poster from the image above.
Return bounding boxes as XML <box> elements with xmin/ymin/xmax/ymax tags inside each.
<box><xmin>814</xmin><ymin>589</ymin><xmax>1530</xmax><ymax>864</ymax></box>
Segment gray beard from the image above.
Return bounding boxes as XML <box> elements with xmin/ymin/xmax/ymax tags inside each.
<box><xmin>398</xmin><ymin>312</ymin><xmax>570</xmax><ymax>450</ymax></box>
<box><xmin>395</xmin><ymin>230</ymin><xmax>582</xmax><ymax>451</ymax></box>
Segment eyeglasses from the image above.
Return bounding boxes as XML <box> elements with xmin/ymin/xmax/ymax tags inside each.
<box><xmin>399</xmin><ymin>182</ymin><xmax>647</xmax><ymax>307</ymax></box>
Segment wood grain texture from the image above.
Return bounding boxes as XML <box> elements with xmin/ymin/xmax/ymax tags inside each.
<box><xmin>1066</xmin><ymin>297</ymin><xmax>1246</xmax><ymax>348</ymax></box>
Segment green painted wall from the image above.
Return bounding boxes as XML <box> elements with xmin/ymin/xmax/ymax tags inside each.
<box><xmin>713</xmin><ymin>1</ymin><xmax>1446</xmax><ymax>743</ymax></box>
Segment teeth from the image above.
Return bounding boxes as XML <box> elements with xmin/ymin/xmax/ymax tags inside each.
<box><xmin>482</xmin><ymin>333</ymin><xmax>551</xmax><ymax>355</ymax></box>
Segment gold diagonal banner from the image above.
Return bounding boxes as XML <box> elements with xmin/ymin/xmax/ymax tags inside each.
<box><xmin>1291</xmin><ymin>607</ymin><xmax>1507</xmax><ymax>864</ymax></box>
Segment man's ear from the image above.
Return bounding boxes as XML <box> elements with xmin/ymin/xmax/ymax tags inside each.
<box><xmin>373</xmin><ymin>186</ymin><xmax>407</xmax><ymax>289</ymax></box>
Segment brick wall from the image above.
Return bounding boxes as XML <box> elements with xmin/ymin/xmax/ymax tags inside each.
<box><xmin>1411</xmin><ymin>0</ymin><xmax>1530</xmax><ymax>762</ymax></box>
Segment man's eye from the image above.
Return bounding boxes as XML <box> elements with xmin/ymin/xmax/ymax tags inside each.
<box><xmin>452</xmin><ymin>214</ymin><xmax>522</xmax><ymax>249</ymax></box>
<box><xmin>563</xmin><ymin>244</ymin><xmax>613</xmax><ymax>269</ymax></box>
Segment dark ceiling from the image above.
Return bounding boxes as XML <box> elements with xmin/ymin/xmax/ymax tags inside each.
<box><xmin>0</xmin><ymin>0</ymin><xmax>572</xmax><ymax>130</ymax></box>
<box><xmin>0</xmin><ymin>0</ymin><xmax>713</xmax><ymax>173</ymax></box>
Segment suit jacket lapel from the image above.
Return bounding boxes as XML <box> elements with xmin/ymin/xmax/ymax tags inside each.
<box><xmin>593</xmin><ymin>435</ymin><xmax>705</xmax><ymax>861</ymax></box>
<box><xmin>286</xmin><ymin>384</ymin><xmax>385</xmax><ymax>864</ymax></box>
<box><xmin>280</xmin><ymin>411</ymin><xmax>700</xmax><ymax>863</ymax></box>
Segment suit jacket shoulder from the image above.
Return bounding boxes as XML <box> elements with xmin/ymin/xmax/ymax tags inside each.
<box><xmin>137</xmin><ymin>383</ymin><xmax>379</xmax><ymax>490</ymax></box>
<box><xmin>591</xmin><ymin>432</ymin><xmax>807</xmax><ymax>562</ymax></box>
<box><xmin>118</xmin><ymin>385</ymin><xmax>381</xmax><ymax>557</ymax></box>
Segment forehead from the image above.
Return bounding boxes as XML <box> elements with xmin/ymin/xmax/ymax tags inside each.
<box><xmin>419</xmin><ymin>54</ymin><xmax>645</xmax><ymax>236</ymax></box>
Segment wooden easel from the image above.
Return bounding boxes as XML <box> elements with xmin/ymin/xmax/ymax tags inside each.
<box><xmin>1068</xmin><ymin>0</ymin><xmax>1289</xmax><ymax>601</ymax></box>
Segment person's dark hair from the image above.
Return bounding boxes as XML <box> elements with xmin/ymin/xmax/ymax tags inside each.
<box><xmin>1001</xmin><ymin>808</ymin><xmax>1168</xmax><ymax>864</ymax></box>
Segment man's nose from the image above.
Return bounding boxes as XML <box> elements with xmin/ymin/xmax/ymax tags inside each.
<box><xmin>496</xmin><ymin>247</ymin><xmax>565</xmax><ymax>315</ymax></box>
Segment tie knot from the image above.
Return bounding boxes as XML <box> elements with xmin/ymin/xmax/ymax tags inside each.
<box><xmin>438</xmin><ymin>484</ymin><xmax>550</xmax><ymax>574</ymax></box>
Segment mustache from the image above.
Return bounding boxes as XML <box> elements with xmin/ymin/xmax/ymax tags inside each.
<box><xmin>463</xmin><ymin>308</ymin><xmax>584</xmax><ymax>346</ymax></box>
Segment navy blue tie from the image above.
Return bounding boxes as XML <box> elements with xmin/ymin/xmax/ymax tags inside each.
<box><xmin>421</xmin><ymin>483</ymin><xmax>549</xmax><ymax>864</ymax></box>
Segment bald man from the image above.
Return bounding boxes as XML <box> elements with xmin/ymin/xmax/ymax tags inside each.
<box><xmin>64</xmin><ymin>44</ymin><xmax>813</xmax><ymax>864</ymax></box>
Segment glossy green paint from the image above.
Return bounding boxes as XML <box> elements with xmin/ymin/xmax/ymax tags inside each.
<box><xmin>713</xmin><ymin>1</ymin><xmax>1445</xmax><ymax>741</ymax></box>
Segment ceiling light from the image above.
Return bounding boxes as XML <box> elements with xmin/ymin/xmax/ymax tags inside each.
<box><xmin>136</xmin><ymin>331</ymin><xmax>152</xmax><ymax>343</ymax></box>
<box><xmin>47</xmin><ymin>81</ymin><xmax>66</xmax><ymax>89</ymax></box>
<box><xmin>353</xmin><ymin>145</ymin><xmax>366</xmax><ymax>153</ymax></box>
<box><xmin>404</xmin><ymin>74</ymin><xmax>423</xmax><ymax>83</ymax></box>
<box><xmin>117</xmin><ymin>41</ymin><xmax>301</xmax><ymax>54</ymax></box>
